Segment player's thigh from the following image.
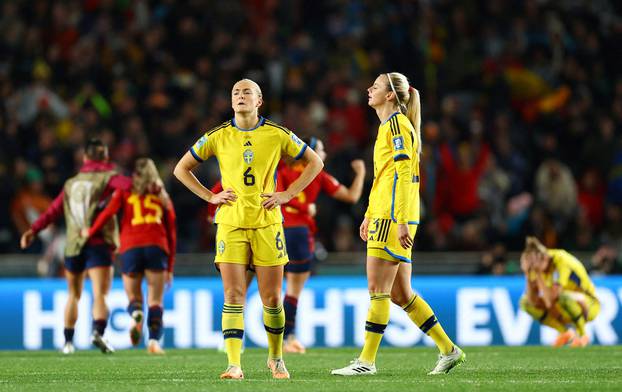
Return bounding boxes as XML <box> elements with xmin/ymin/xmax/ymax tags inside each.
<box><xmin>215</xmin><ymin>224</ymin><xmax>252</xmax><ymax>265</ymax></box>
<box><xmin>255</xmin><ymin>264</ymin><xmax>284</xmax><ymax>306</ymax></box>
<box><xmin>219</xmin><ymin>262</ymin><xmax>250</xmax><ymax>304</ymax></box>
<box><xmin>87</xmin><ymin>266</ymin><xmax>114</xmax><ymax>298</ymax></box>
<box><xmin>586</xmin><ymin>296</ymin><xmax>600</xmax><ymax>321</ymax></box>
<box><xmin>365</xmin><ymin>255</ymin><xmax>400</xmax><ymax>293</ymax></box>
<box><xmin>145</xmin><ymin>269</ymin><xmax>165</xmax><ymax>306</ymax></box>
<box><xmin>285</xmin><ymin>270</ymin><xmax>311</xmax><ymax>298</ymax></box>
<box><xmin>250</xmin><ymin>224</ymin><xmax>288</xmax><ymax>267</ymax></box>
<box><xmin>65</xmin><ymin>269</ymin><xmax>86</xmax><ymax>298</ymax></box>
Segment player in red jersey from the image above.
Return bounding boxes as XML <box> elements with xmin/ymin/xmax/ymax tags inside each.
<box><xmin>21</xmin><ymin>139</ymin><xmax>132</xmax><ymax>354</ymax></box>
<box><xmin>279</xmin><ymin>137</ymin><xmax>366</xmax><ymax>353</ymax></box>
<box><xmin>82</xmin><ymin>158</ymin><xmax>176</xmax><ymax>354</ymax></box>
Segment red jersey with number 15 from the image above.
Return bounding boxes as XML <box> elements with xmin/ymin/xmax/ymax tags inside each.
<box><xmin>88</xmin><ymin>189</ymin><xmax>177</xmax><ymax>270</ymax></box>
<box><xmin>277</xmin><ymin>162</ymin><xmax>341</xmax><ymax>232</ymax></box>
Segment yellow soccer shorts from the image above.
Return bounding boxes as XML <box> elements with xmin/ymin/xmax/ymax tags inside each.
<box><xmin>215</xmin><ymin>223</ymin><xmax>289</xmax><ymax>267</ymax></box>
<box><xmin>366</xmin><ymin>218</ymin><xmax>418</xmax><ymax>263</ymax></box>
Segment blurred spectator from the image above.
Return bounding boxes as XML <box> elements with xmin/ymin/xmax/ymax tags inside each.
<box><xmin>0</xmin><ymin>1</ymin><xmax>621</xmax><ymax>255</ymax></box>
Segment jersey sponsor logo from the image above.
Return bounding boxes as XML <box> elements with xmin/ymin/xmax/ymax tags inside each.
<box><xmin>291</xmin><ymin>133</ymin><xmax>303</xmax><ymax>146</ymax></box>
<box><xmin>217</xmin><ymin>240</ymin><xmax>225</xmax><ymax>255</ymax></box>
<box><xmin>195</xmin><ymin>135</ymin><xmax>207</xmax><ymax>149</ymax></box>
<box><xmin>392</xmin><ymin>135</ymin><xmax>405</xmax><ymax>151</ymax></box>
<box><xmin>244</xmin><ymin>140</ymin><xmax>252</xmax><ymax>146</ymax></box>
<box><xmin>243</xmin><ymin>149</ymin><xmax>254</xmax><ymax>164</ymax></box>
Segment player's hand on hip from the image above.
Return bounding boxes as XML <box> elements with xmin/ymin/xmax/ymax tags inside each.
<box><xmin>20</xmin><ymin>229</ymin><xmax>35</xmax><ymax>249</ymax></box>
<box><xmin>359</xmin><ymin>217</ymin><xmax>369</xmax><ymax>242</ymax></box>
<box><xmin>260</xmin><ymin>191</ymin><xmax>291</xmax><ymax>210</ymax></box>
<box><xmin>397</xmin><ymin>223</ymin><xmax>413</xmax><ymax>249</ymax></box>
<box><xmin>208</xmin><ymin>188</ymin><xmax>237</xmax><ymax>205</ymax></box>
<box><xmin>351</xmin><ymin>159</ymin><xmax>366</xmax><ymax>175</ymax></box>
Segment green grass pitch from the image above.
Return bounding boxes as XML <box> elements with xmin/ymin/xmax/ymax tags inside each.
<box><xmin>0</xmin><ymin>346</ymin><xmax>621</xmax><ymax>391</ymax></box>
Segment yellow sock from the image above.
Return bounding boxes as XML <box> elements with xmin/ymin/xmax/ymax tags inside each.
<box><xmin>222</xmin><ymin>303</ymin><xmax>244</xmax><ymax>367</ymax></box>
<box><xmin>558</xmin><ymin>293</ymin><xmax>586</xmax><ymax>336</ymax></box>
<box><xmin>359</xmin><ymin>293</ymin><xmax>390</xmax><ymax>364</ymax></box>
<box><xmin>263</xmin><ymin>304</ymin><xmax>285</xmax><ymax>359</ymax></box>
<box><xmin>403</xmin><ymin>295</ymin><xmax>454</xmax><ymax>355</ymax></box>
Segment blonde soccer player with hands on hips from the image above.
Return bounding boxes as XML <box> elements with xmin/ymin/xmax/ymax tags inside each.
<box><xmin>174</xmin><ymin>79</ymin><xmax>323</xmax><ymax>380</ymax></box>
<box><xmin>520</xmin><ymin>236</ymin><xmax>600</xmax><ymax>347</ymax></box>
<box><xmin>331</xmin><ymin>73</ymin><xmax>465</xmax><ymax>377</ymax></box>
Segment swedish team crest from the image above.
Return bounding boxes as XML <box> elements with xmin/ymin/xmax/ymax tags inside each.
<box><xmin>291</xmin><ymin>133</ymin><xmax>303</xmax><ymax>146</ymax></box>
<box><xmin>217</xmin><ymin>240</ymin><xmax>225</xmax><ymax>255</ymax></box>
<box><xmin>243</xmin><ymin>149</ymin><xmax>254</xmax><ymax>164</ymax></box>
<box><xmin>392</xmin><ymin>135</ymin><xmax>404</xmax><ymax>151</ymax></box>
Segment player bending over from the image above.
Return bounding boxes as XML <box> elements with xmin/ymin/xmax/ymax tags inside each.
<box><xmin>331</xmin><ymin>73</ymin><xmax>464</xmax><ymax>377</ymax></box>
<box><xmin>83</xmin><ymin>158</ymin><xmax>176</xmax><ymax>354</ymax></box>
<box><xmin>174</xmin><ymin>79</ymin><xmax>322</xmax><ymax>380</ymax></box>
<box><xmin>520</xmin><ymin>236</ymin><xmax>600</xmax><ymax>347</ymax></box>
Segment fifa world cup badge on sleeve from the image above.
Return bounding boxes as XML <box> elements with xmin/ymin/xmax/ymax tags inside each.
<box><xmin>196</xmin><ymin>135</ymin><xmax>207</xmax><ymax>149</ymax></box>
<box><xmin>392</xmin><ymin>135</ymin><xmax>405</xmax><ymax>151</ymax></box>
<box><xmin>291</xmin><ymin>134</ymin><xmax>303</xmax><ymax>145</ymax></box>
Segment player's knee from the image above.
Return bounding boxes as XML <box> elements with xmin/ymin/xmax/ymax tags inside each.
<box><xmin>67</xmin><ymin>291</ymin><xmax>81</xmax><ymax>302</ymax></box>
<box><xmin>223</xmin><ymin>287</ymin><xmax>246</xmax><ymax>304</ymax></box>
<box><xmin>261</xmin><ymin>293</ymin><xmax>281</xmax><ymax>308</ymax></box>
<box><xmin>390</xmin><ymin>291</ymin><xmax>411</xmax><ymax>307</ymax></box>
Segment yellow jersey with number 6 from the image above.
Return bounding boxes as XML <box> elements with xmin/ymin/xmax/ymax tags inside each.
<box><xmin>190</xmin><ymin>117</ymin><xmax>307</xmax><ymax>228</ymax></box>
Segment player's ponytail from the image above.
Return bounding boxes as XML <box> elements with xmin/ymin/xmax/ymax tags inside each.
<box><xmin>386</xmin><ymin>72</ymin><xmax>422</xmax><ymax>154</ymax></box>
<box><xmin>406</xmin><ymin>87</ymin><xmax>422</xmax><ymax>155</ymax></box>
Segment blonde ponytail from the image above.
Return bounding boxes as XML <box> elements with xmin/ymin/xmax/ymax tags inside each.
<box><xmin>406</xmin><ymin>87</ymin><xmax>422</xmax><ymax>155</ymax></box>
<box><xmin>385</xmin><ymin>72</ymin><xmax>422</xmax><ymax>155</ymax></box>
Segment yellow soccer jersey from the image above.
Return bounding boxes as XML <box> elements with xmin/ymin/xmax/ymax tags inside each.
<box><xmin>366</xmin><ymin>112</ymin><xmax>420</xmax><ymax>224</ymax></box>
<box><xmin>529</xmin><ymin>249</ymin><xmax>596</xmax><ymax>297</ymax></box>
<box><xmin>190</xmin><ymin>117</ymin><xmax>307</xmax><ymax>228</ymax></box>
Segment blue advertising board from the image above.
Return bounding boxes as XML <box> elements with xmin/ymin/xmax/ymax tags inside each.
<box><xmin>1</xmin><ymin>276</ymin><xmax>621</xmax><ymax>350</ymax></box>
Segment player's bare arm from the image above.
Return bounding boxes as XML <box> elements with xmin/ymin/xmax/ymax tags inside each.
<box><xmin>262</xmin><ymin>147</ymin><xmax>323</xmax><ymax>210</ymax></box>
<box><xmin>174</xmin><ymin>151</ymin><xmax>237</xmax><ymax>205</ymax></box>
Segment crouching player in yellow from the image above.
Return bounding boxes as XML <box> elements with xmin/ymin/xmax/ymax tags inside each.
<box><xmin>520</xmin><ymin>236</ymin><xmax>600</xmax><ymax>347</ymax></box>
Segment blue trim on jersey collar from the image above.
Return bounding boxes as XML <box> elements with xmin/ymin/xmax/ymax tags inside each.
<box><xmin>381</xmin><ymin>111</ymin><xmax>400</xmax><ymax>125</ymax></box>
<box><xmin>383</xmin><ymin>246</ymin><xmax>412</xmax><ymax>263</ymax></box>
<box><xmin>232</xmin><ymin>116</ymin><xmax>266</xmax><ymax>131</ymax></box>
<box><xmin>294</xmin><ymin>144</ymin><xmax>308</xmax><ymax>160</ymax></box>
<box><xmin>189</xmin><ymin>148</ymin><xmax>203</xmax><ymax>162</ymax></box>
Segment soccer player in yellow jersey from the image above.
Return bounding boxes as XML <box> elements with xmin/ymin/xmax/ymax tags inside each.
<box><xmin>173</xmin><ymin>79</ymin><xmax>323</xmax><ymax>380</ymax></box>
<box><xmin>520</xmin><ymin>236</ymin><xmax>600</xmax><ymax>347</ymax></box>
<box><xmin>332</xmin><ymin>73</ymin><xmax>465</xmax><ymax>377</ymax></box>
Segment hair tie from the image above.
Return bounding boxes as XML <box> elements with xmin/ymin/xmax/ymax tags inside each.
<box><xmin>409</xmin><ymin>86</ymin><xmax>415</xmax><ymax>92</ymax></box>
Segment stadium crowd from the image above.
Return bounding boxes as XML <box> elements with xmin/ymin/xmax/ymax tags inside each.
<box><xmin>1</xmin><ymin>0</ymin><xmax>621</xmax><ymax>273</ymax></box>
